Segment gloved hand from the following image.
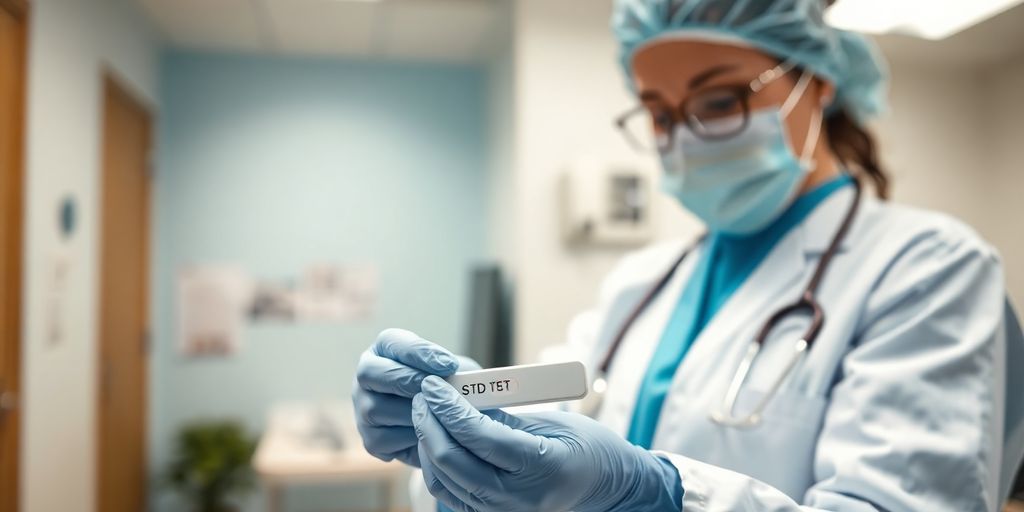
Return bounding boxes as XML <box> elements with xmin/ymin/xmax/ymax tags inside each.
<box><xmin>412</xmin><ymin>375</ymin><xmax>684</xmax><ymax>512</ymax></box>
<box><xmin>352</xmin><ymin>329</ymin><xmax>475</xmax><ymax>467</ymax></box>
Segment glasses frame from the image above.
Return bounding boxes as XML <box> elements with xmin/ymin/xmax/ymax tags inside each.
<box><xmin>615</xmin><ymin>60</ymin><xmax>798</xmax><ymax>152</ymax></box>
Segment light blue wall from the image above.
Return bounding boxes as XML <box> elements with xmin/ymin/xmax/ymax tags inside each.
<box><xmin>151</xmin><ymin>51</ymin><xmax>489</xmax><ymax>510</ymax></box>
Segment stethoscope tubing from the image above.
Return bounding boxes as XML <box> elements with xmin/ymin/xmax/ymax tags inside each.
<box><xmin>586</xmin><ymin>178</ymin><xmax>863</xmax><ymax>427</ymax></box>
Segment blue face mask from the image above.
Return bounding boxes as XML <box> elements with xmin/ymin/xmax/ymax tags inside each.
<box><xmin>660</xmin><ymin>72</ymin><xmax>822</xmax><ymax>235</ymax></box>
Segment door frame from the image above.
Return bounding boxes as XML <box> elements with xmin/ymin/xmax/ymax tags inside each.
<box><xmin>0</xmin><ymin>1</ymin><xmax>28</xmax><ymax>511</ymax></box>
<box><xmin>94</xmin><ymin>71</ymin><xmax>154</xmax><ymax>512</ymax></box>
<box><xmin>0</xmin><ymin>0</ymin><xmax>27</xmax><ymax>19</ymax></box>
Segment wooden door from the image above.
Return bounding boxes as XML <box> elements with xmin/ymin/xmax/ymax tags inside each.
<box><xmin>0</xmin><ymin>1</ymin><xmax>27</xmax><ymax>511</ymax></box>
<box><xmin>97</xmin><ymin>76</ymin><xmax>152</xmax><ymax>512</ymax></box>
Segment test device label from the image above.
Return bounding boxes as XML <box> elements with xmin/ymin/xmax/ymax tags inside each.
<box><xmin>445</xmin><ymin>361</ymin><xmax>588</xmax><ymax>410</ymax></box>
<box><xmin>460</xmin><ymin>378</ymin><xmax>518</xmax><ymax>397</ymax></box>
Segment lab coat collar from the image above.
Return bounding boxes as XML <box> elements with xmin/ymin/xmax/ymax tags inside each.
<box><xmin>673</xmin><ymin>212</ymin><xmax>809</xmax><ymax>389</ymax></box>
<box><xmin>656</xmin><ymin>182</ymin><xmax>857</xmax><ymax>401</ymax></box>
<box><xmin>795</xmin><ymin>183</ymin><xmax>859</xmax><ymax>257</ymax></box>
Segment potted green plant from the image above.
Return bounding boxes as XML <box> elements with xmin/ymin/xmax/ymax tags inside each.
<box><xmin>166</xmin><ymin>420</ymin><xmax>257</xmax><ymax>512</ymax></box>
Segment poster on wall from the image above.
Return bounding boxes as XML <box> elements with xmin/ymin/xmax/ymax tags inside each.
<box><xmin>177</xmin><ymin>263</ymin><xmax>380</xmax><ymax>356</ymax></box>
<box><xmin>177</xmin><ymin>265</ymin><xmax>250</xmax><ymax>357</ymax></box>
<box><xmin>295</xmin><ymin>263</ymin><xmax>378</xmax><ymax>321</ymax></box>
<box><xmin>249</xmin><ymin>263</ymin><xmax>379</xmax><ymax>323</ymax></box>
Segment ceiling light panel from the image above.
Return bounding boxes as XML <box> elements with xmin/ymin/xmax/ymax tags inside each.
<box><xmin>827</xmin><ymin>0</ymin><xmax>1024</xmax><ymax>40</ymax></box>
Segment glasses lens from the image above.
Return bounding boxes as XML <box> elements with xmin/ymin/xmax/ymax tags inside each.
<box><xmin>618</xmin><ymin>107</ymin><xmax>672</xmax><ymax>153</ymax></box>
<box><xmin>684</xmin><ymin>87</ymin><xmax>747</xmax><ymax>139</ymax></box>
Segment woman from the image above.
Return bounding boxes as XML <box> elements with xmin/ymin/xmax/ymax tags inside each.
<box><xmin>352</xmin><ymin>0</ymin><xmax>1024</xmax><ymax>510</ymax></box>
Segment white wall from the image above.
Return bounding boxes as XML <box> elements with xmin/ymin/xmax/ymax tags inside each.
<box><xmin>876</xmin><ymin>56</ymin><xmax>1024</xmax><ymax>306</ymax></box>
<box><xmin>980</xmin><ymin>55</ymin><xmax>1024</xmax><ymax>308</ymax></box>
<box><xmin>20</xmin><ymin>0</ymin><xmax>158</xmax><ymax>510</ymax></box>
<box><xmin>505</xmin><ymin>0</ymin><xmax>1023</xmax><ymax>361</ymax></box>
<box><xmin>510</xmin><ymin>0</ymin><xmax>699</xmax><ymax>362</ymax></box>
<box><xmin>874</xmin><ymin>63</ymin><xmax>990</xmax><ymax>238</ymax></box>
<box><xmin>485</xmin><ymin>0</ymin><xmax>517</xmax><ymax>267</ymax></box>
<box><xmin>872</xmin><ymin>59</ymin><xmax>1008</xmax><ymax>299</ymax></box>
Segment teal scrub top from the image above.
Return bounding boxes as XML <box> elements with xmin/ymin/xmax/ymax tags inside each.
<box><xmin>626</xmin><ymin>174</ymin><xmax>853</xmax><ymax>449</ymax></box>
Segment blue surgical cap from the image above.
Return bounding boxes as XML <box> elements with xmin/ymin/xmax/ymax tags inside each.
<box><xmin>612</xmin><ymin>0</ymin><xmax>889</xmax><ymax>124</ymax></box>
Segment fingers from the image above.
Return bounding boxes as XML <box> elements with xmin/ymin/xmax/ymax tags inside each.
<box><xmin>373</xmin><ymin>329</ymin><xmax>460</xmax><ymax>375</ymax></box>
<box><xmin>354</xmin><ymin>390</ymin><xmax>415</xmax><ymax>427</ymax></box>
<box><xmin>420</xmin><ymin>451</ymin><xmax>470</xmax><ymax>511</ymax></box>
<box><xmin>365</xmin><ymin>438</ymin><xmax>420</xmax><ymax>467</ymax></box>
<box><xmin>412</xmin><ymin>393</ymin><xmax>497</xmax><ymax>486</ymax></box>
<box><xmin>357</xmin><ymin>425</ymin><xmax>418</xmax><ymax>456</ymax></box>
<box><xmin>357</xmin><ymin>330</ymin><xmax>459</xmax><ymax>398</ymax></box>
<box><xmin>388</xmin><ymin>444</ymin><xmax>419</xmax><ymax>467</ymax></box>
<box><xmin>414</xmin><ymin>395</ymin><xmax>494</xmax><ymax>512</ymax></box>
<box><xmin>353</xmin><ymin>329</ymin><xmax>462</xmax><ymax>469</ymax></box>
<box><xmin>420</xmin><ymin>447</ymin><xmax>486</xmax><ymax>512</ymax></box>
<box><xmin>419</xmin><ymin>376</ymin><xmax>539</xmax><ymax>474</ymax></box>
<box><xmin>357</xmin><ymin>350</ymin><xmax>433</xmax><ymax>398</ymax></box>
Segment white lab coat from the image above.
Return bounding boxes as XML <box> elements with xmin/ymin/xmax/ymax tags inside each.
<box><xmin>411</xmin><ymin>186</ymin><xmax>1024</xmax><ymax>511</ymax></box>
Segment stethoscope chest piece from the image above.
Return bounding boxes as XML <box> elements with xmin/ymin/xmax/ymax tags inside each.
<box><xmin>709</xmin><ymin>337</ymin><xmax>809</xmax><ymax>429</ymax></box>
<box><xmin>579</xmin><ymin>376</ymin><xmax>608</xmax><ymax>418</ymax></box>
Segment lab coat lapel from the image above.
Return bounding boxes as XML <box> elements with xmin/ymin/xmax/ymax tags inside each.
<box><xmin>672</xmin><ymin>229</ymin><xmax>810</xmax><ymax>391</ymax></box>
<box><xmin>667</xmin><ymin>185</ymin><xmax>857</xmax><ymax>395</ymax></box>
<box><xmin>797</xmin><ymin>185</ymin><xmax>857</xmax><ymax>257</ymax></box>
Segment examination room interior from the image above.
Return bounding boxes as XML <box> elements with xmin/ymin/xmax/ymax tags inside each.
<box><xmin>1</xmin><ymin>0</ymin><xmax>1023</xmax><ymax>511</ymax></box>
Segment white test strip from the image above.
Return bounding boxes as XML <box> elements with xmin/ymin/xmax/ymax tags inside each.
<box><xmin>444</xmin><ymin>361</ymin><xmax>589</xmax><ymax>410</ymax></box>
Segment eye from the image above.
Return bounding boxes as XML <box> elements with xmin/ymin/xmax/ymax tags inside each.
<box><xmin>704</xmin><ymin>95</ymin><xmax>740</xmax><ymax>114</ymax></box>
<box><xmin>650</xmin><ymin>109</ymin><xmax>674</xmax><ymax>133</ymax></box>
<box><xmin>687</xmin><ymin>88</ymin><xmax>744</xmax><ymax>121</ymax></box>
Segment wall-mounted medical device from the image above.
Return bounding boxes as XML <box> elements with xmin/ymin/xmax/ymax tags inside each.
<box><xmin>560</xmin><ymin>157</ymin><xmax>657</xmax><ymax>247</ymax></box>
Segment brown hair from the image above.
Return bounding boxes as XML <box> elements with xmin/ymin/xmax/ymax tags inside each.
<box><xmin>820</xmin><ymin>0</ymin><xmax>891</xmax><ymax>199</ymax></box>
<box><xmin>826</xmin><ymin>109</ymin><xmax>891</xmax><ymax>199</ymax></box>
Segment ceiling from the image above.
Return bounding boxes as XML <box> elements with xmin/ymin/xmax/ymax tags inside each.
<box><xmin>137</xmin><ymin>0</ymin><xmax>1024</xmax><ymax>68</ymax></box>
<box><xmin>874</xmin><ymin>2</ymin><xmax>1024</xmax><ymax>69</ymax></box>
<box><xmin>136</xmin><ymin>0</ymin><xmax>505</xmax><ymax>63</ymax></box>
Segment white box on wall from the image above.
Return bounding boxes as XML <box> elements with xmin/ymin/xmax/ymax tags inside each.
<box><xmin>560</xmin><ymin>156</ymin><xmax>658</xmax><ymax>247</ymax></box>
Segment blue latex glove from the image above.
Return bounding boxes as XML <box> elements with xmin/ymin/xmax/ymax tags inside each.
<box><xmin>352</xmin><ymin>329</ymin><xmax>470</xmax><ymax>467</ymax></box>
<box><xmin>412</xmin><ymin>376</ymin><xmax>683</xmax><ymax>512</ymax></box>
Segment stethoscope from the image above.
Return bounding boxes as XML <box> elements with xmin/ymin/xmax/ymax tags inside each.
<box><xmin>582</xmin><ymin>178</ymin><xmax>862</xmax><ymax>429</ymax></box>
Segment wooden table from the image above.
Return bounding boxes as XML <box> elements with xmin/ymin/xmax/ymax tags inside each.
<box><xmin>254</xmin><ymin>429</ymin><xmax>406</xmax><ymax>512</ymax></box>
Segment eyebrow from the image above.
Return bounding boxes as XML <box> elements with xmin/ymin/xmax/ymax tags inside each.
<box><xmin>638</xmin><ymin>90</ymin><xmax>665</xmax><ymax>103</ymax></box>
<box><xmin>688</xmin><ymin>64</ymin><xmax>739</xmax><ymax>90</ymax></box>
<box><xmin>638</xmin><ymin>64</ymin><xmax>741</xmax><ymax>103</ymax></box>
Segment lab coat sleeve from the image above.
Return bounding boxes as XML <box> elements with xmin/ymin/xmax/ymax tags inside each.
<box><xmin>658</xmin><ymin>227</ymin><xmax>1008</xmax><ymax>511</ymax></box>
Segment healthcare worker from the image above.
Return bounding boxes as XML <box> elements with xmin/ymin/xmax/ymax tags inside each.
<box><xmin>352</xmin><ymin>0</ymin><xmax>1024</xmax><ymax>510</ymax></box>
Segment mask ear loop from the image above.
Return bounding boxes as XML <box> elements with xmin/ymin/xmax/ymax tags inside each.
<box><xmin>800</xmin><ymin>106</ymin><xmax>824</xmax><ymax>169</ymax></box>
<box><xmin>780</xmin><ymin>71</ymin><xmax>814</xmax><ymax>118</ymax></box>
<box><xmin>779</xmin><ymin>70</ymin><xmax>822</xmax><ymax>170</ymax></box>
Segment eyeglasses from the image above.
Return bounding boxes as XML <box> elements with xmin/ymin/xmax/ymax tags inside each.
<box><xmin>615</xmin><ymin>61</ymin><xmax>797</xmax><ymax>153</ymax></box>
